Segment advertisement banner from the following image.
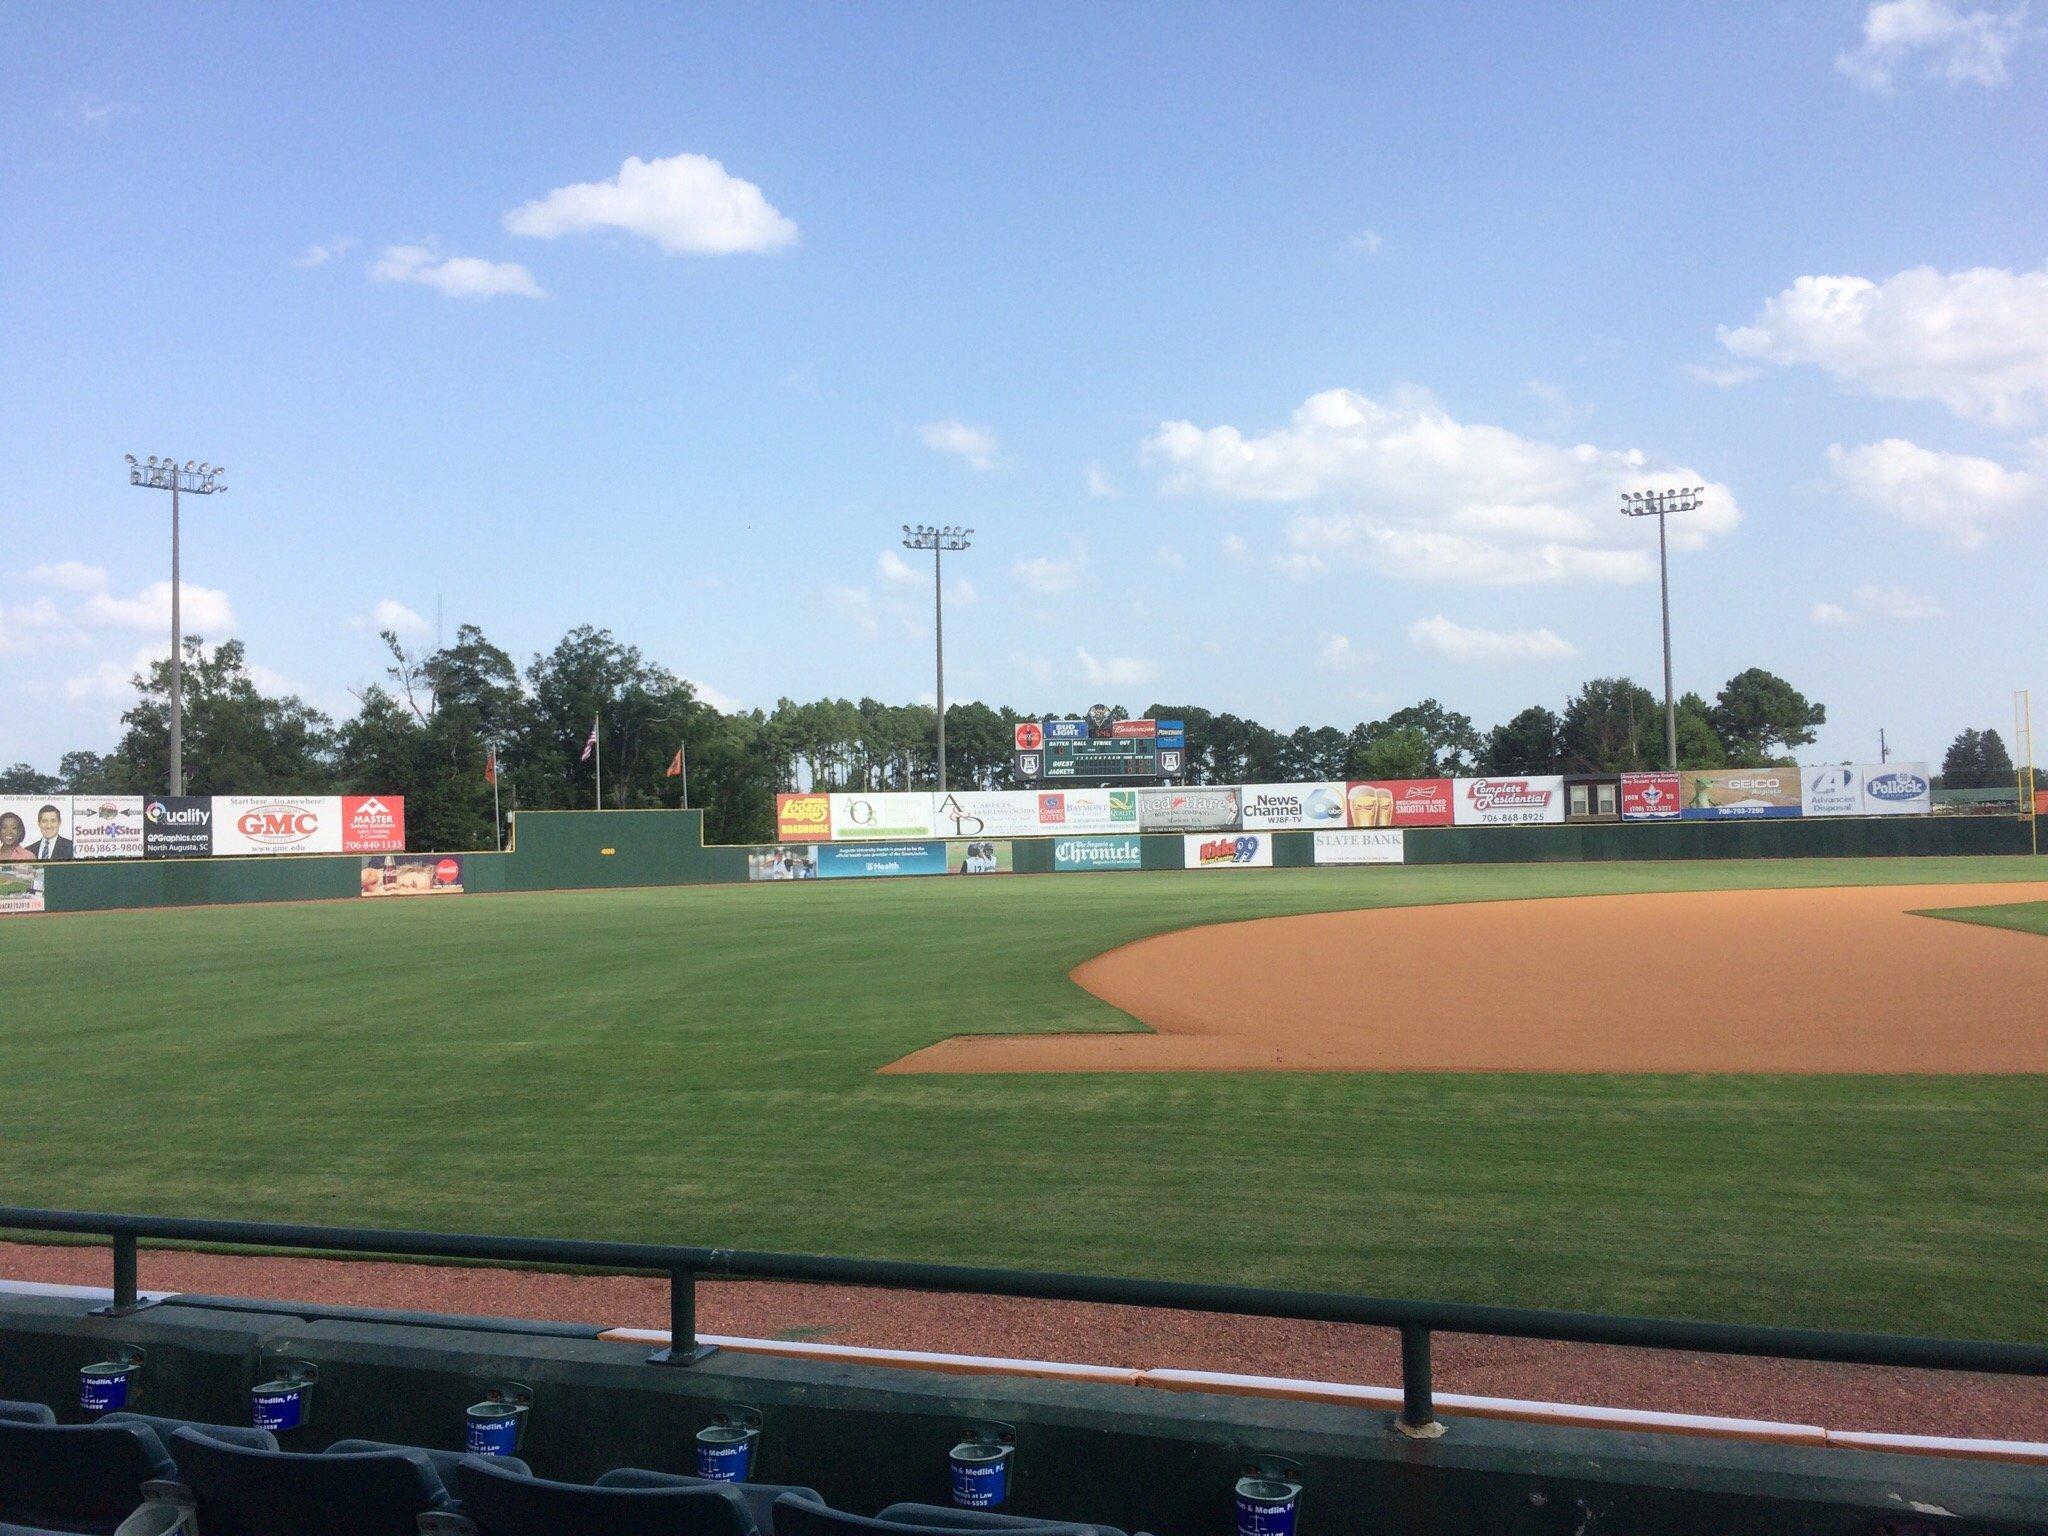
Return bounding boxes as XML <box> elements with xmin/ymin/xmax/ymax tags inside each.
<box><xmin>1800</xmin><ymin>765</ymin><xmax>1864</xmax><ymax>818</ymax></box>
<box><xmin>1053</xmin><ymin>835</ymin><xmax>1144</xmax><ymax>871</ymax></box>
<box><xmin>774</xmin><ymin>793</ymin><xmax>832</xmax><ymax>842</ymax></box>
<box><xmin>1620</xmin><ymin>772</ymin><xmax>1683</xmax><ymax>821</ymax></box>
<box><xmin>1034</xmin><ymin>788</ymin><xmax>1139</xmax><ymax>832</ymax></box>
<box><xmin>69</xmin><ymin>796</ymin><xmax>145</xmax><ymax>858</ymax></box>
<box><xmin>748</xmin><ymin>845</ymin><xmax>821</xmax><ymax>880</ymax></box>
<box><xmin>1184</xmin><ymin>832</ymin><xmax>1273</xmax><ymax>869</ymax></box>
<box><xmin>1453</xmin><ymin>777</ymin><xmax>1566</xmax><ymax>826</ymax></box>
<box><xmin>1240</xmin><ymin>782</ymin><xmax>1348</xmax><ymax>831</ymax></box>
<box><xmin>212</xmin><ymin>796</ymin><xmax>346</xmax><ymax>855</ymax></box>
<box><xmin>143</xmin><ymin>796</ymin><xmax>215</xmax><ymax>859</ymax></box>
<box><xmin>360</xmin><ymin>854</ymin><xmax>464</xmax><ymax>896</ymax></box>
<box><xmin>1345</xmin><ymin>779</ymin><xmax>1454</xmax><ymax>827</ymax></box>
<box><xmin>829</xmin><ymin>792</ymin><xmax>937</xmax><ymax>842</ymax></box>
<box><xmin>1313</xmin><ymin>829</ymin><xmax>1406</xmax><ymax>865</ymax></box>
<box><xmin>0</xmin><ymin>865</ymin><xmax>45</xmax><ymax>915</ymax></box>
<box><xmin>933</xmin><ymin>790</ymin><xmax>1042</xmax><ymax>838</ymax></box>
<box><xmin>341</xmin><ymin>795</ymin><xmax>406</xmax><ymax>853</ymax></box>
<box><xmin>1861</xmin><ymin>763</ymin><xmax>1932</xmax><ymax>816</ymax></box>
<box><xmin>817</xmin><ymin>841</ymin><xmax>952</xmax><ymax>878</ymax></box>
<box><xmin>0</xmin><ymin>797</ymin><xmax>72</xmax><ymax>861</ymax></box>
<box><xmin>1136</xmin><ymin>787</ymin><xmax>1240</xmax><ymax>831</ymax></box>
<box><xmin>1678</xmin><ymin>769</ymin><xmax>1800</xmax><ymax>819</ymax></box>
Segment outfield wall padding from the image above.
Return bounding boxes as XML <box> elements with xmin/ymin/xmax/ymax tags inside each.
<box><xmin>31</xmin><ymin>807</ymin><xmax>2036</xmax><ymax>914</ymax></box>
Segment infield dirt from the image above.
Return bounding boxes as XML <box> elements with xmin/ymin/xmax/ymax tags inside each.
<box><xmin>886</xmin><ymin>882</ymin><xmax>2048</xmax><ymax>1074</ymax></box>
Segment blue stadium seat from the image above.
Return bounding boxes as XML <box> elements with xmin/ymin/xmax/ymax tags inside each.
<box><xmin>774</xmin><ymin>1496</ymin><xmax>1127</xmax><ymax>1536</ymax></box>
<box><xmin>0</xmin><ymin>1411</ymin><xmax>271</xmax><ymax>1536</ymax></box>
<box><xmin>0</xmin><ymin>1401</ymin><xmax>57</xmax><ymax>1426</ymax></box>
<box><xmin>325</xmin><ymin>1437</ymin><xmax>530</xmax><ymax>1491</ymax></box>
<box><xmin>162</xmin><ymin>1426</ymin><xmax>459</xmax><ymax>1536</ymax></box>
<box><xmin>454</xmin><ymin>1454</ymin><xmax>758</xmax><ymax>1536</ymax></box>
<box><xmin>593</xmin><ymin>1465</ymin><xmax>825</xmax><ymax>1533</ymax></box>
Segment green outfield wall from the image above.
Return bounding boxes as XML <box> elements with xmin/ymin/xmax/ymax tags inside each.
<box><xmin>27</xmin><ymin>806</ymin><xmax>2035</xmax><ymax>914</ymax></box>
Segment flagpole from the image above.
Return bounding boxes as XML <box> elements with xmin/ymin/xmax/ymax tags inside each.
<box><xmin>680</xmin><ymin>741</ymin><xmax>688</xmax><ymax>811</ymax></box>
<box><xmin>490</xmin><ymin>743</ymin><xmax>502</xmax><ymax>851</ymax></box>
<box><xmin>593</xmin><ymin>714</ymin><xmax>602</xmax><ymax>810</ymax></box>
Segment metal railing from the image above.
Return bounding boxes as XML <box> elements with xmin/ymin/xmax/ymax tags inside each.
<box><xmin>3</xmin><ymin>1204</ymin><xmax>2044</xmax><ymax>1435</ymax></box>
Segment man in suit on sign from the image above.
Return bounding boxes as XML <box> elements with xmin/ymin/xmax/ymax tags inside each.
<box><xmin>28</xmin><ymin>805</ymin><xmax>73</xmax><ymax>861</ymax></box>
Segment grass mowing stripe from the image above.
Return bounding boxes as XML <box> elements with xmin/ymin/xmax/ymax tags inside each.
<box><xmin>1</xmin><ymin>855</ymin><xmax>2043</xmax><ymax>1340</ymax></box>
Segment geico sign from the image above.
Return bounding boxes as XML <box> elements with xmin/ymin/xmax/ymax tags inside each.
<box><xmin>237</xmin><ymin>806</ymin><xmax>320</xmax><ymax>844</ymax></box>
<box><xmin>1722</xmin><ymin>777</ymin><xmax>1786</xmax><ymax>792</ymax></box>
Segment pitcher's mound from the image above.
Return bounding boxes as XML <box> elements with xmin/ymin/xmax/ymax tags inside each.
<box><xmin>883</xmin><ymin>882</ymin><xmax>2048</xmax><ymax>1074</ymax></box>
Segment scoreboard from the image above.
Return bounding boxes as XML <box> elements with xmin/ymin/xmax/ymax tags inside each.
<box><xmin>1014</xmin><ymin>718</ymin><xmax>1185</xmax><ymax>781</ymax></box>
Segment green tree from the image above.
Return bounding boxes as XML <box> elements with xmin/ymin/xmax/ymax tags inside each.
<box><xmin>1709</xmin><ymin>668</ymin><xmax>1825</xmax><ymax>763</ymax></box>
<box><xmin>0</xmin><ymin>764</ymin><xmax>60</xmax><ymax>793</ymax></box>
<box><xmin>1479</xmin><ymin>706</ymin><xmax>1562</xmax><ymax>775</ymax></box>
<box><xmin>1351</xmin><ymin>726</ymin><xmax>1433</xmax><ymax>779</ymax></box>
<box><xmin>113</xmin><ymin>637</ymin><xmax>334</xmax><ymax>794</ymax></box>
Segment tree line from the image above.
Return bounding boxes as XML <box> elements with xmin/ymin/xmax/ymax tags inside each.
<box><xmin>0</xmin><ymin>621</ymin><xmax>2010</xmax><ymax>851</ymax></box>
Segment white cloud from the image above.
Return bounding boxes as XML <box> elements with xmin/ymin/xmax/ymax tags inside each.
<box><xmin>1688</xmin><ymin>361</ymin><xmax>1764</xmax><ymax>388</ymax></box>
<box><xmin>369</xmin><ymin>245</ymin><xmax>544</xmax><ymax>300</ymax></box>
<box><xmin>876</xmin><ymin>549</ymin><xmax>919</xmax><ymax>585</ymax></box>
<box><xmin>919</xmin><ymin>420</ymin><xmax>998</xmax><ymax>471</ymax></box>
<box><xmin>1827</xmin><ymin>437</ymin><xmax>2041</xmax><ymax>546</ymax></box>
<box><xmin>1153</xmin><ymin>544</ymin><xmax>1186</xmax><ymax>569</ymax></box>
<box><xmin>1013</xmin><ymin>544</ymin><xmax>1086</xmax><ymax>595</ymax></box>
<box><xmin>1076</xmin><ymin>647</ymin><xmax>1155</xmax><ymax>688</ymax></box>
<box><xmin>690</xmin><ymin>679</ymin><xmax>741</xmax><ymax>713</ymax></box>
<box><xmin>1143</xmin><ymin>386</ymin><xmax>1739</xmax><ymax>585</ymax></box>
<box><xmin>1085</xmin><ymin>464</ymin><xmax>1120</xmax><ymax>498</ymax></box>
<box><xmin>505</xmin><ymin>152</ymin><xmax>797</xmax><ymax>256</ymax></box>
<box><xmin>1220</xmin><ymin>533</ymin><xmax>1249</xmax><ymax>559</ymax></box>
<box><xmin>1317</xmin><ymin>633</ymin><xmax>1363</xmax><ymax>670</ymax></box>
<box><xmin>1012</xmin><ymin>651</ymin><xmax>1055</xmax><ymax>685</ymax></box>
<box><xmin>1719</xmin><ymin>265</ymin><xmax>2048</xmax><ymax>423</ymax></box>
<box><xmin>28</xmin><ymin>561</ymin><xmax>109</xmax><ymax>593</ymax></box>
<box><xmin>79</xmin><ymin>580</ymin><xmax>235</xmax><ymax>634</ymax></box>
<box><xmin>1811</xmin><ymin>584</ymin><xmax>1947</xmax><ymax>625</ymax></box>
<box><xmin>828</xmin><ymin>585</ymin><xmax>880</xmax><ymax>637</ymax></box>
<box><xmin>1855</xmin><ymin>582</ymin><xmax>1946</xmax><ymax>619</ymax></box>
<box><xmin>294</xmin><ymin>238</ymin><xmax>357</xmax><ymax>268</ymax></box>
<box><xmin>1349</xmin><ymin>229</ymin><xmax>1384</xmax><ymax>255</ymax></box>
<box><xmin>1407</xmin><ymin>615</ymin><xmax>1578</xmax><ymax>662</ymax></box>
<box><xmin>1836</xmin><ymin>0</ymin><xmax>2027</xmax><ymax>90</ymax></box>
<box><xmin>347</xmin><ymin>599</ymin><xmax>429</xmax><ymax>636</ymax></box>
<box><xmin>948</xmin><ymin>577</ymin><xmax>977</xmax><ymax>606</ymax></box>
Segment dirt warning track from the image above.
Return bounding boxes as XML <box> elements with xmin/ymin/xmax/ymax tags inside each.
<box><xmin>884</xmin><ymin>883</ymin><xmax>2048</xmax><ymax>1074</ymax></box>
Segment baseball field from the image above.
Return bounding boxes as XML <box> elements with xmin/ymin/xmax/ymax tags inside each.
<box><xmin>4</xmin><ymin>853</ymin><xmax>2046</xmax><ymax>1342</ymax></box>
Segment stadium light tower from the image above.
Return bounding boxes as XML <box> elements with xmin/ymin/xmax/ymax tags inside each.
<box><xmin>901</xmin><ymin>523</ymin><xmax>973</xmax><ymax>790</ymax></box>
<box><xmin>125</xmin><ymin>455</ymin><xmax>227</xmax><ymax>795</ymax></box>
<box><xmin>1620</xmin><ymin>486</ymin><xmax>1702</xmax><ymax>772</ymax></box>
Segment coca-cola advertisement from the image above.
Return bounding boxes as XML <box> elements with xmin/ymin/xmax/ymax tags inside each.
<box><xmin>1452</xmin><ymin>776</ymin><xmax>1566</xmax><ymax>826</ymax></box>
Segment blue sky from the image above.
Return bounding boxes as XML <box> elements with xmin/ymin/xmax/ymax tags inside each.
<box><xmin>4</xmin><ymin>1</ymin><xmax>2044</xmax><ymax>772</ymax></box>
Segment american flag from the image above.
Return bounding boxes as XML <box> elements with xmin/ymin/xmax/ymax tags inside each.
<box><xmin>580</xmin><ymin>718</ymin><xmax>598</xmax><ymax>762</ymax></box>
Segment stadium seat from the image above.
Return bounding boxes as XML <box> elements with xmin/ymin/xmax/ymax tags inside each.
<box><xmin>0</xmin><ymin>1417</ymin><xmax>171</xmax><ymax>1535</ymax></box>
<box><xmin>774</xmin><ymin>1497</ymin><xmax>1127</xmax><ymax>1536</ymax></box>
<box><xmin>0</xmin><ymin>1411</ymin><xmax>271</xmax><ymax>1535</ymax></box>
<box><xmin>593</xmin><ymin>1465</ymin><xmax>824</xmax><ymax>1532</ymax></box>
<box><xmin>161</xmin><ymin>1426</ymin><xmax>460</xmax><ymax>1536</ymax></box>
<box><xmin>326</xmin><ymin>1437</ymin><xmax>530</xmax><ymax>1490</ymax></box>
<box><xmin>454</xmin><ymin>1454</ymin><xmax>758</xmax><ymax>1536</ymax></box>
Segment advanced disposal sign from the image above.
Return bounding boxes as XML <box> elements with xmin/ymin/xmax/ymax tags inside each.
<box><xmin>1861</xmin><ymin>763</ymin><xmax>1931</xmax><ymax>816</ymax></box>
<box><xmin>1801</xmin><ymin>765</ymin><xmax>1864</xmax><ymax>818</ymax></box>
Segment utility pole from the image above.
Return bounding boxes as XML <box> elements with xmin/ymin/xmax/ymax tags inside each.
<box><xmin>1879</xmin><ymin>728</ymin><xmax>1890</xmax><ymax>764</ymax></box>
<box><xmin>1620</xmin><ymin>486</ymin><xmax>1702</xmax><ymax>771</ymax></box>
<box><xmin>901</xmin><ymin>524</ymin><xmax>973</xmax><ymax>790</ymax></box>
<box><xmin>125</xmin><ymin>455</ymin><xmax>226</xmax><ymax>795</ymax></box>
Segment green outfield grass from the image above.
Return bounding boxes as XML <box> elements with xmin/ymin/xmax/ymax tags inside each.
<box><xmin>3</xmin><ymin>855</ymin><xmax>2045</xmax><ymax>1340</ymax></box>
<box><xmin>1916</xmin><ymin>899</ymin><xmax>2048</xmax><ymax>939</ymax></box>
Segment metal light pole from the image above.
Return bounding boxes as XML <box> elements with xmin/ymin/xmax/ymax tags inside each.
<box><xmin>901</xmin><ymin>524</ymin><xmax>973</xmax><ymax>790</ymax></box>
<box><xmin>1620</xmin><ymin>486</ymin><xmax>1701</xmax><ymax>771</ymax></box>
<box><xmin>125</xmin><ymin>455</ymin><xmax>226</xmax><ymax>795</ymax></box>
